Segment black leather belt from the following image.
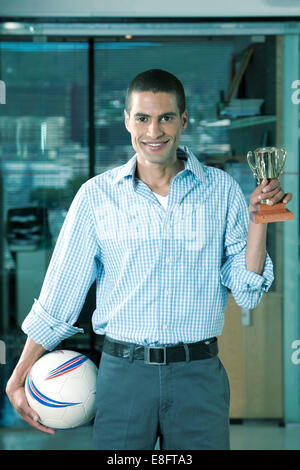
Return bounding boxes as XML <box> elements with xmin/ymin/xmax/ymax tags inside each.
<box><xmin>103</xmin><ymin>336</ymin><xmax>218</xmax><ymax>365</ymax></box>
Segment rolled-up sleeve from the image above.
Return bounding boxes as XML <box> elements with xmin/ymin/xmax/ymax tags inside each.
<box><xmin>220</xmin><ymin>179</ymin><xmax>274</xmax><ymax>309</ymax></box>
<box><xmin>22</xmin><ymin>183</ymin><xmax>101</xmax><ymax>351</ymax></box>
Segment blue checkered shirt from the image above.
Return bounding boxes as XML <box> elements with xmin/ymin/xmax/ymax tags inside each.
<box><xmin>22</xmin><ymin>146</ymin><xmax>274</xmax><ymax>351</ymax></box>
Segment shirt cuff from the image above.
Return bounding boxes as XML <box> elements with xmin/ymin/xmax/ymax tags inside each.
<box><xmin>221</xmin><ymin>250</ymin><xmax>274</xmax><ymax>292</ymax></box>
<box><xmin>21</xmin><ymin>299</ymin><xmax>84</xmax><ymax>351</ymax></box>
<box><xmin>237</xmin><ymin>252</ymin><xmax>274</xmax><ymax>292</ymax></box>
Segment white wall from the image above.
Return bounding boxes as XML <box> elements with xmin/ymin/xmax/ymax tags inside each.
<box><xmin>0</xmin><ymin>0</ymin><xmax>300</xmax><ymax>18</ymax></box>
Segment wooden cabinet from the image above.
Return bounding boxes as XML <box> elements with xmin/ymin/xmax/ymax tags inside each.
<box><xmin>218</xmin><ymin>291</ymin><xmax>283</xmax><ymax>419</ymax></box>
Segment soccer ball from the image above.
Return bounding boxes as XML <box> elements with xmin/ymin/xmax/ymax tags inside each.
<box><xmin>25</xmin><ymin>350</ymin><xmax>98</xmax><ymax>429</ymax></box>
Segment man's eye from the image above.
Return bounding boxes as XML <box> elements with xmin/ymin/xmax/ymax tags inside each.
<box><xmin>161</xmin><ymin>116</ymin><xmax>173</xmax><ymax>122</ymax></box>
<box><xmin>136</xmin><ymin>116</ymin><xmax>147</xmax><ymax>123</ymax></box>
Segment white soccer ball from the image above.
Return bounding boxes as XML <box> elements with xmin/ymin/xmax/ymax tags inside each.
<box><xmin>25</xmin><ymin>349</ymin><xmax>98</xmax><ymax>429</ymax></box>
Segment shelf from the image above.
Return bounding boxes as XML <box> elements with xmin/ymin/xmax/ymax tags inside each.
<box><xmin>204</xmin><ymin>155</ymin><xmax>245</xmax><ymax>163</ymax></box>
<box><xmin>229</xmin><ymin>115</ymin><xmax>276</xmax><ymax>130</ymax></box>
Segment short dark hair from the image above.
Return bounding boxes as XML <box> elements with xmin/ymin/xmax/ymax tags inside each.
<box><xmin>125</xmin><ymin>69</ymin><xmax>186</xmax><ymax>115</ymax></box>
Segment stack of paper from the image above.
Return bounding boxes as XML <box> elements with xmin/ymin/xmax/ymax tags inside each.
<box><xmin>220</xmin><ymin>99</ymin><xmax>264</xmax><ymax>118</ymax></box>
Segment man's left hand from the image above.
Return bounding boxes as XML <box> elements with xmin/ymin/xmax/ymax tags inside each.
<box><xmin>249</xmin><ymin>178</ymin><xmax>293</xmax><ymax>214</ymax></box>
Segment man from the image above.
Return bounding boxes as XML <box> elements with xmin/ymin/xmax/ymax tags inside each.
<box><xmin>6</xmin><ymin>69</ymin><xmax>292</xmax><ymax>450</ymax></box>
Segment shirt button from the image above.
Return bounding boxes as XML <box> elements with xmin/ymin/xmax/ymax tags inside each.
<box><xmin>166</xmin><ymin>257</ymin><xmax>171</xmax><ymax>264</ymax></box>
<box><xmin>164</xmin><ymin>289</ymin><xmax>169</xmax><ymax>296</ymax></box>
<box><xmin>163</xmin><ymin>324</ymin><xmax>168</xmax><ymax>330</ymax></box>
<box><xmin>166</xmin><ymin>223</ymin><xmax>171</xmax><ymax>229</ymax></box>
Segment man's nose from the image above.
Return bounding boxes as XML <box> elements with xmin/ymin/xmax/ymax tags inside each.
<box><xmin>147</xmin><ymin>120</ymin><xmax>163</xmax><ymax>138</ymax></box>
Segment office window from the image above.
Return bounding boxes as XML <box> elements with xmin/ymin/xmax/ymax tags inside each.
<box><xmin>94</xmin><ymin>39</ymin><xmax>235</xmax><ymax>172</ymax></box>
<box><xmin>0</xmin><ymin>40</ymin><xmax>89</xmax><ymax>332</ymax></box>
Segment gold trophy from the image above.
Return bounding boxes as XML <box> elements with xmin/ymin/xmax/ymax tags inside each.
<box><xmin>247</xmin><ymin>146</ymin><xmax>294</xmax><ymax>223</ymax></box>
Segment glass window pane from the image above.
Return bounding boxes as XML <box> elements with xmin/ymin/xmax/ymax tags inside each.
<box><xmin>94</xmin><ymin>39</ymin><xmax>235</xmax><ymax>173</ymax></box>
<box><xmin>0</xmin><ymin>40</ymin><xmax>89</xmax><ymax>333</ymax></box>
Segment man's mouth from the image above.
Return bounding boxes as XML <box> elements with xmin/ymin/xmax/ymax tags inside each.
<box><xmin>142</xmin><ymin>140</ymin><xmax>169</xmax><ymax>151</ymax></box>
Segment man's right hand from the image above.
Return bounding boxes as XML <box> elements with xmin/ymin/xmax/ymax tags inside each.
<box><xmin>5</xmin><ymin>336</ymin><xmax>55</xmax><ymax>435</ymax></box>
<box><xmin>6</xmin><ymin>379</ymin><xmax>56</xmax><ymax>434</ymax></box>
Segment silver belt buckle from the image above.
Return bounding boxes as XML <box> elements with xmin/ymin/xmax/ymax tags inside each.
<box><xmin>144</xmin><ymin>346</ymin><xmax>167</xmax><ymax>365</ymax></box>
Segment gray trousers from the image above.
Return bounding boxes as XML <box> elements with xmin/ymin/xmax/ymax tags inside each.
<box><xmin>93</xmin><ymin>347</ymin><xmax>230</xmax><ymax>450</ymax></box>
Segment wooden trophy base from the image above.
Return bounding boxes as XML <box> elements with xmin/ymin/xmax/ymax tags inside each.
<box><xmin>252</xmin><ymin>202</ymin><xmax>294</xmax><ymax>224</ymax></box>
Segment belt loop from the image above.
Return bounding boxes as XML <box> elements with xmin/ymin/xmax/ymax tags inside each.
<box><xmin>129</xmin><ymin>343</ymin><xmax>135</xmax><ymax>363</ymax></box>
<box><xmin>183</xmin><ymin>343</ymin><xmax>190</xmax><ymax>362</ymax></box>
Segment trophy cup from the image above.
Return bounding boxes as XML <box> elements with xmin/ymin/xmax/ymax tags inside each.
<box><xmin>247</xmin><ymin>146</ymin><xmax>294</xmax><ymax>223</ymax></box>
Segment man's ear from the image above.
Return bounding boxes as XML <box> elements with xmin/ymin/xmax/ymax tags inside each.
<box><xmin>181</xmin><ymin>110</ymin><xmax>188</xmax><ymax>131</ymax></box>
<box><xmin>124</xmin><ymin>109</ymin><xmax>130</xmax><ymax>132</ymax></box>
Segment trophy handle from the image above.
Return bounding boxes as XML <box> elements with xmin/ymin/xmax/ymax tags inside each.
<box><xmin>247</xmin><ymin>151</ymin><xmax>260</xmax><ymax>181</ymax></box>
<box><xmin>247</xmin><ymin>151</ymin><xmax>257</xmax><ymax>172</ymax></box>
<box><xmin>278</xmin><ymin>147</ymin><xmax>287</xmax><ymax>175</ymax></box>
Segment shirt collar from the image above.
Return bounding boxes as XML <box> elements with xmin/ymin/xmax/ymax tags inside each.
<box><xmin>112</xmin><ymin>145</ymin><xmax>206</xmax><ymax>188</ymax></box>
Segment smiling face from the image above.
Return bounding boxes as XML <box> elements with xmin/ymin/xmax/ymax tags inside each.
<box><xmin>124</xmin><ymin>91</ymin><xmax>188</xmax><ymax>166</ymax></box>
